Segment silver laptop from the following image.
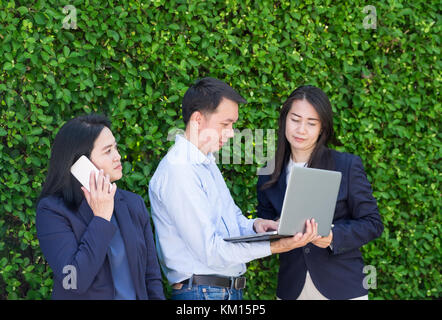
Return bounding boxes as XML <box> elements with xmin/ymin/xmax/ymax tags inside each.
<box><xmin>224</xmin><ymin>166</ymin><xmax>342</xmax><ymax>243</ymax></box>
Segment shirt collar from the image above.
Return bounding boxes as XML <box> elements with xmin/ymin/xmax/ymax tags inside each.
<box><xmin>175</xmin><ymin>134</ymin><xmax>215</xmax><ymax>165</ymax></box>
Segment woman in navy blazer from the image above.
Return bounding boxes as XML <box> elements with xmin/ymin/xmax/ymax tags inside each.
<box><xmin>36</xmin><ymin>114</ymin><xmax>164</xmax><ymax>300</ymax></box>
<box><xmin>257</xmin><ymin>86</ymin><xmax>384</xmax><ymax>300</ymax></box>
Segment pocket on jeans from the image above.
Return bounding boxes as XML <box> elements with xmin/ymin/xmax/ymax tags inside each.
<box><xmin>171</xmin><ymin>287</ymin><xmax>198</xmax><ymax>300</ymax></box>
<box><xmin>201</xmin><ymin>286</ymin><xmax>228</xmax><ymax>300</ymax></box>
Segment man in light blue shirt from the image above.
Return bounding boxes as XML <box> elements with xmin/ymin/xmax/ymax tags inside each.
<box><xmin>149</xmin><ymin>77</ymin><xmax>318</xmax><ymax>300</ymax></box>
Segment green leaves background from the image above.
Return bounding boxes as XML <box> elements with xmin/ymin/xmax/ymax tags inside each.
<box><xmin>0</xmin><ymin>0</ymin><xmax>440</xmax><ymax>299</ymax></box>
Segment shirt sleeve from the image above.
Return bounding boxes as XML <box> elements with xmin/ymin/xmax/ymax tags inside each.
<box><xmin>234</xmin><ymin>203</ymin><xmax>258</xmax><ymax>236</ymax></box>
<box><xmin>150</xmin><ymin>165</ymin><xmax>271</xmax><ymax>272</ymax></box>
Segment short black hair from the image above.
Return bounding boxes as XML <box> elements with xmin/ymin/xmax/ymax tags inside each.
<box><xmin>181</xmin><ymin>77</ymin><xmax>247</xmax><ymax>124</ymax></box>
<box><xmin>38</xmin><ymin>114</ymin><xmax>111</xmax><ymax>210</ymax></box>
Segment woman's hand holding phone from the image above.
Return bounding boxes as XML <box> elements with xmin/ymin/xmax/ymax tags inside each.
<box><xmin>81</xmin><ymin>169</ymin><xmax>117</xmax><ymax>221</ymax></box>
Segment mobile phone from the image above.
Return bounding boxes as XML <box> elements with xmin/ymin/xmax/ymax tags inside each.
<box><xmin>70</xmin><ymin>155</ymin><xmax>112</xmax><ymax>192</ymax></box>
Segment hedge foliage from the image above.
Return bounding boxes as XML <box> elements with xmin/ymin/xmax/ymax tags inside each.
<box><xmin>0</xmin><ymin>0</ymin><xmax>440</xmax><ymax>300</ymax></box>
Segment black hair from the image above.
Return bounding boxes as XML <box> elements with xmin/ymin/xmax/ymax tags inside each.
<box><xmin>261</xmin><ymin>85</ymin><xmax>335</xmax><ymax>190</ymax></box>
<box><xmin>38</xmin><ymin>114</ymin><xmax>111</xmax><ymax>210</ymax></box>
<box><xmin>181</xmin><ymin>77</ymin><xmax>247</xmax><ymax>124</ymax></box>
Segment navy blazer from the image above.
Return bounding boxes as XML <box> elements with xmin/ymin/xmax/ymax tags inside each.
<box><xmin>257</xmin><ymin>150</ymin><xmax>384</xmax><ymax>299</ymax></box>
<box><xmin>36</xmin><ymin>189</ymin><xmax>165</xmax><ymax>300</ymax></box>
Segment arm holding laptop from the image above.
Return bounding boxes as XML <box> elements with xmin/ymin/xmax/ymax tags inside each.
<box><xmin>270</xmin><ymin>219</ymin><xmax>318</xmax><ymax>254</ymax></box>
<box><xmin>150</xmin><ymin>162</ymin><xmax>319</xmax><ymax>271</ymax></box>
<box><xmin>311</xmin><ymin>230</ymin><xmax>333</xmax><ymax>248</ymax></box>
<box><xmin>232</xmin><ymin>203</ymin><xmax>279</xmax><ymax>235</ymax></box>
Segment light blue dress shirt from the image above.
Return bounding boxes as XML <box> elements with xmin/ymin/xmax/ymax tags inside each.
<box><xmin>149</xmin><ymin>135</ymin><xmax>271</xmax><ymax>285</ymax></box>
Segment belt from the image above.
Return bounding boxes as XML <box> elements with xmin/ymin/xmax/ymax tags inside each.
<box><xmin>176</xmin><ymin>275</ymin><xmax>246</xmax><ymax>290</ymax></box>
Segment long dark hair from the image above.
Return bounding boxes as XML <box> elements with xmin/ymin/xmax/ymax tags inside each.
<box><xmin>38</xmin><ymin>114</ymin><xmax>111</xmax><ymax>210</ymax></box>
<box><xmin>261</xmin><ymin>85</ymin><xmax>335</xmax><ymax>190</ymax></box>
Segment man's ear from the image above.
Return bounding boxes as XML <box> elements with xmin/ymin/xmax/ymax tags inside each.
<box><xmin>189</xmin><ymin>110</ymin><xmax>203</xmax><ymax>125</ymax></box>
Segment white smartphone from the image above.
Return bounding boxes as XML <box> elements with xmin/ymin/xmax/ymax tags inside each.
<box><xmin>70</xmin><ymin>155</ymin><xmax>113</xmax><ymax>192</ymax></box>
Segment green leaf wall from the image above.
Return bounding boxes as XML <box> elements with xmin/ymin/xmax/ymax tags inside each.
<box><xmin>0</xmin><ymin>0</ymin><xmax>440</xmax><ymax>299</ymax></box>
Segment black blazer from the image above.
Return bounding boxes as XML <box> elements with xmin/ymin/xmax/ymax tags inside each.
<box><xmin>257</xmin><ymin>150</ymin><xmax>384</xmax><ymax>299</ymax></box>
<box><xmin>36</xmin><ymin>189</ymin><xmax>165</xmax><ymax>300</ymax></box>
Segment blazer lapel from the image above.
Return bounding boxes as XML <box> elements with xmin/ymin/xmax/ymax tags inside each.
<box><xmin>273</xmin><ymin>170</ymin><xmax>288</xmax><ymax>217</ymax></box>
<box><xmin>278</xmin><ymin>168</ymin><xmax>288</xmax><ymax>198</ymax></box>
<box><xmin>113</xmin><ymin>189</ymin><xmax>141</xmax><ymax>297</ymax></box>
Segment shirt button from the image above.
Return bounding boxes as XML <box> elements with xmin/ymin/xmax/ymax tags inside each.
<box><xmin>304</xmin><ymin>248</ymin><xmax>310</xmax><ymax>254</ymax></box>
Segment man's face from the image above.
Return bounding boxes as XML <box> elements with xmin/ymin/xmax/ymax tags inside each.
<box><xmin>188</xmin><ymin>98</ymin><xmax>239</xmax><ymax>154</ymax></box>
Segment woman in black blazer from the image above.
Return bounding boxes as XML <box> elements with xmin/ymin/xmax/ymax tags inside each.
<box><xmin>257</xmin><ymin>86</ymin><xmax>384</xmax><ymax>300</ymax></box>
<box><xmin>36</xmin><ymin>114</ymin><xmax>164</xmax><ymax>300</ymax></box>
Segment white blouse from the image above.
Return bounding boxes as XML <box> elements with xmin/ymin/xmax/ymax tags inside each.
<box><xmin>286</xmin><ymin>159</ymin><xmax>307</xmax><ymax>185</ymax></box>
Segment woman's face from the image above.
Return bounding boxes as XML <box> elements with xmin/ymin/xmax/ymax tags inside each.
<box><xmin>90</xmin><ymin>127</ymin><xmax>122</xmax><ymax>182</ymax></box>
<box><xmin>285</xmin><ymin>99</ymin><xmax>322</xmax><ymax>156</ymax></box>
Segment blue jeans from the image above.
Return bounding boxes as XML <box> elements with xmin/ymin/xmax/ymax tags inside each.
<box><xmin>171</xmin><ymin>284</ymin><xmax>243</xmax><ymax>300</ymax></box>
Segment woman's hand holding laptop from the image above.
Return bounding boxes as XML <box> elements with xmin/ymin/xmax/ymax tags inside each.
<box><xmin>270</xmin><ymin>219</ymin><xmax>320</xmax><ymax>254</ymax></box>
<box><xmin>311</xmin><ymin>230</ymin><xmax>333</xmax><ymax>248</ymax></box>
